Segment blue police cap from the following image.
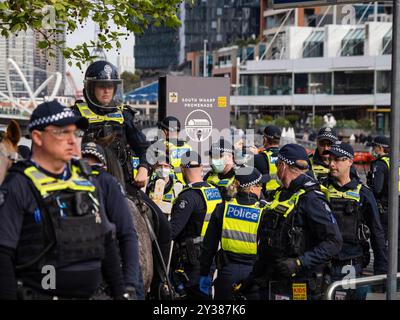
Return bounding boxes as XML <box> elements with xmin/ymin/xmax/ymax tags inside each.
<box><xmin>209</xmin><ymin>139</ymin><xmax>233</xmax><ymax>156</ymax></box>
<box><xmin>81</xmin><ymin>142</ymin><xmax>107</xmax><ymax>167</ymax></box>
<box><xmin>28</xmin><ymin>100</ymin><xmax>88</xmax><ymax>132</ymax></box>
<box><xmin>317</xmin><ymin>127</ymin><xmax>338</xmax><ymax>143</ymax></box>
<box><xmin>278</xmin><ymin>144</ymin><xmax>309</xmax><ymax>168</ymax></box>
<box><xmin>372</xmin><ymin>136</ymin><xmax>389</xmax><ymax>148</ymax></box>
<box><xmin>181</xmin><ymin>150</ymin><xmax>202</xmax><ymax>168</ymax></box>
<box><xmin>264</xmin><ymin>125</ymin><xmax>281</xmax><ymax>139</ymax></box>
<box><xmin>323</xmin><ymin>141</ymin><xmax>354</xmax><ymax>159</ymax></box>
<box><xmin>235</xmin><ymin>166</ymin><xmax>269</xmax><ymax>188</ymax></box>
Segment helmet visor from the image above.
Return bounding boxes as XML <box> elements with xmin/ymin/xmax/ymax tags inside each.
<box><xmin>84</xmin><ymin>79</ymin><xmax>124</xmax><ymax>109</ymax></box>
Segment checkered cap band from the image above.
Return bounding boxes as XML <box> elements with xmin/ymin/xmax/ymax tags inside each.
<box><xmin>239</xmin><ymin>174</ymin><xmax>262</xmax><ymax>188</ymax></box>
<box><xmin>331</xmin><ymin>145</ymin><xmax>354</xmax><ymax>159</ymax></box>
<box><xmin>318</xmin><ymin>132</ymin><xmax>337</xmax><ymax>141</ymax></box>
<box><xmin>81</xmin><ymin>149</ymin><xmax>106</xmax><ymax>165</ymax></box>
<box><xmin>28</xmin><ymin>108</ymin><xmax>75</xmax><ymax>130</ymax></box>
<box><xmin>277</xmin><ymin>153</ymin><xmax>296</xmax><ymax>166</ymax></box>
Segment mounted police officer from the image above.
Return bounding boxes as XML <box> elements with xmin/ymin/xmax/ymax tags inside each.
<box><xmin>321</xmin><ymin>142</ymin><xmax>387</xmax><ymax>299</ymax></box>
<box><xmin>237</xmin><ymin>144</ymin><xmax>342</xmax><ymax>300</ymax></box>
<box><xmin>0</xmin><ymin>101</ymin><xmax>125</xmax><ymax>299</ymax></box>
<box><xmin>199</xmin><ymin>166</ymin><xmax>268</xmax><ymax>299</ymax></box>
<box><xmin>169</xmin><ymin>150</ymin><xmax>222</xmax><ymax>299</ymax></box>
<box><xmin>71</xmin><ymin>60</ymin><xmax>150</xmax><ymax>187</ymax></box>
<box><xmin>81</xmin><ymin>142</ymin><xmax>144</xmax><ymax>300</ymax></box>
<box><xmin>253</xmin><ymin>125</ymin><xmax>281</xmax><ymax>197</ymax></box>
<box><xmin>156</xmin><ymin>116</ymin><xmax>192</xmax><ymax>184</ymax></box>
<box><xmin>204</xmin><ymin>139</ymin><xmax>236</xmax><ymax>200</ymax></box>
<box><xmin>367</xmin><ymin>136</ymin><xmax>390</xmax><ymax>242</ymax></box>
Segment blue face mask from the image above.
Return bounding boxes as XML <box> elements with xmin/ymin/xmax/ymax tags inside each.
<box><xmin>211</xmin><ymin>158</ymin><xmax>225</xmax><ymax>173</ymax></box>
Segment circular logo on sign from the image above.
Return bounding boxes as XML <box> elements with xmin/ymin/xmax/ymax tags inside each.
<box><xmin>184</xmin><ymin>109</ymin><xmax>213</xmax><ymax>142</ymax></box>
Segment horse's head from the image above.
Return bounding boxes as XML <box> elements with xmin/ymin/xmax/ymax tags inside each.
<box><xmin>0</xmin><ymin>120</ymin><xmax>21</xmax><ymax>184</ymax></box>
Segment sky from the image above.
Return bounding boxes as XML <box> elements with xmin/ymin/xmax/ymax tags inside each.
<box><xmin>66</xmin><ymin>19</ymin><xmax>135</xmax><ymax>94</ymax></box>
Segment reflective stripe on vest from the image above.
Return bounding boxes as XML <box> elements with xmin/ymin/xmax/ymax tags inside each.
<box><xmin>76</xmin><ymin>103</ymin><xmax>124</xmax><ymax>124</ymax></box>
<box><xmin>184</xmin><ymin>186</ymin><xmax>222</xmax><ymax>237</ymax></box>
<box><xmin>164</xmin><ymin>141</ymin><xmax>192</xmax><ymax>169</ymax></box>
<box><xmin>381</xmin><ymin>156</ymin><xmax>400</xmax><ymax>192</ymax></box>
<box><xmin>327</xmin><ymin>183</ymin><xmax>362</xmax><ymax>202</ymax></box>
<box><xmin>207</xmin><ymin>173</ymin><xmax>235</xmax><ymax>189</ymax></box>
<box><xmin>24</xmin><ymin>165</ymin><xmax>95</xmax><ymax>197</ymax></box>
<box><xmin>221</xmin><ymin>198</ymin><xmax>262</xmax><ymax>255</ymax></box>
<box><xmin>262</xmin><ymin>150</ymin><xmax>280</xmax><ymax>191</ymax></box>
<box><xmin>267</xmin><ymin>188</ymin><xmax>306</xmax><ymax>218</ymax></box>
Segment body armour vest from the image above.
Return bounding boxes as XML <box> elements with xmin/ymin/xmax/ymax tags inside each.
<box><xmin>310</xmin><ymin>156</ymin><xmax>330</xmax><ymax>181</ymax></box>
<box><xmin>76</xmin><ymin>103</ymin><xmax>139</xmax><ymax>181</ymax></box>
<box><xmin>163</xmin><ymin>140</ymin><xmax>192</xmax><ymax>184</ymax></box>
<box><xmin>325</xmin><ymin>183</ymin><xmax>367</xmax><ymax>244</ymax></box>
<box><xmin>14</xmin><ymin>162</ymin><xmax>105</xmax><ymax>270</ymax></box>
<box><xmin>221</xmin><ymin>198</ymin><xmax>263</xmax><ymax>255</ymax></box>
<box><xmin>259</xmin><ymin>184</ymin><xmax>322</xmax><ymax>258</ymax></box>
<box><xmin>206</xmin><ymin>173</ymin><xmax>235</xmax><ymax>200</ymax></box>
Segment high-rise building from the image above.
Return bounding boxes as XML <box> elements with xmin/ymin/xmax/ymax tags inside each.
<box><xmin>135</xmin><ymin>0</ymin><xmax>260</xmax><ymax>71</ymax></box>
<box><xmin>0</xmin><ymin>28</ymin><xmax>66</xmax><ymax>99</ymax></box>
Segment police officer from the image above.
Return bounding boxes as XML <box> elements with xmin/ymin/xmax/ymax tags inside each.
<box><xmin>309</xmin><ymin>127</ymin><xmax>338</xmax><ymax>181</ymax></box>
<box><xmin>71</xmin><ymin>60</ymin><xmax>150</xmax><ymax>187</ymax></box>
<box><xmin>146</xmin><ymin>148</ymin><xmax>180</xmax><ymax>205</ymax></box>
<box><xmin>253</xmin><ymin>125</ymin><xmax>281</xmax><ymax>196</ymax></box>
<box><xmin>81</xmin><ymin>142</ymin><xmax>144</xmax><ymax>300</ymax></box>
<box><xmin>0</xmin><ymin>101</ymin><xmax>125</xmax><ymax>299</ymax></box>
<box><xmin>170</xmin><ymin>150</ymin><xmax>222</xmax><ymax>299</ymax></box>
<box><xmin>204</xmin><ymin>139</ymin><xmax>236</xmax><ymax>200</ymax></box>
<box><xmin>238</xmin><ymin>144</ymin><xmax>342</xmax><ymax>300</ymax></box>
<box><xmin>321</xmin><ymin>142</ymin><xmax>387</xmax><ymax>299</ymax></box>
<box><xmin>367</xmin><ymin>136</ymin><xmax>390</xmax><ymax>242</ymax></box>
<box><xmin>156</xmin><ymin>116</ymin><xmax>192</xmax><ymax>184</ymax></box>
<box><xmin>199</xmin><ymin>166</ymin><xmax>268</xmax><ymax>299</ymax></box>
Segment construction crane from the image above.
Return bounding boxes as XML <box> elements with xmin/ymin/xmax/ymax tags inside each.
<box><xmin>66</xmin><ymin>71</ymin><xmax>83</xmax><ymax>100</ymax></box>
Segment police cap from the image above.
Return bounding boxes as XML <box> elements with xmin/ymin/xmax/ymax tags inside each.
<box><xmin>372</xmin><ymin>136</ymin><xmax>389</xmax><ymax>148</ymax></box>
<box><xmin>180</xmin><ymin>150</ymin><xmax>202</xmax><ymax>168</ymax></box>
<box><xmin>323</xmin><ymin>141</ymin><xmax>354</xmax><ymax>159</ymax></box>
<box><xmin>278</xmin><ymin>144</ymin><xmax>309</xmax><ymax>169</ymax></box>
<box><xmin>317</xmin><ymin>127</ymin><xmax>338</xmax><ymax>143</ymax></box>
<box><xmin>28</xmin><ymin>100</ymin><xmax>88</xmax><ymax>132</ymax></box>
<box><xmin>263</xmin><ymin>125</ymin><xmax>281</xmax><ymax>139</ymax></box>
<box><xmin>235</xmin><ymin>166</ymin><xmax>269</xmax><ymax>188</ymax></box>
<box><xmin>209</xmin><ymin>139</ymin><xmax>233</xmax><ymax>156</ymax></box>
<box><xmin>158</xmin><ymin>116</ymin><xmax>181</xmax><ymax>132</ymax></box>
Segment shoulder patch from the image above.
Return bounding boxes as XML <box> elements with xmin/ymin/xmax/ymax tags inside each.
<box><xmin>179</xmin><ymin>200</ymin><xmax>188</xmax><ymax>209</ymax></box>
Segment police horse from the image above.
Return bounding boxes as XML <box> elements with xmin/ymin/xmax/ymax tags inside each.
<box><xmin>0</xmin><ymin>120</ymin><xmax>21</xmax><ymax>185</ymax></box>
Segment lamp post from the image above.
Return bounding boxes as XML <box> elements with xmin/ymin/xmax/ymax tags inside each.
<box><xmin>203</xmin><ymin>39</ymin><xmax>208</xmax><ymax>77</ymax></box>
<box><xmin>309</xmin><ymin>82</ymin><xmax>322</xmax><ymax>129</ymax></box>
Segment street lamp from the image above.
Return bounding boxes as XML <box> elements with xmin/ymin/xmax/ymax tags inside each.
<box><xmin>203</xmin><ymin>39</ymin><xmax>208</xmax><ymax>77</ymax></box>
<box><xmin>309</xmin><ymin>82</ymin><xmax>322</xmax><ymax>129</ymax></box>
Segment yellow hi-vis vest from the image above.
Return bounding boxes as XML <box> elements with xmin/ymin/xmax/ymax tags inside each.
<box><xmin>381</xmin><ymin>156</ymin><xmax>400</xmax><ymax>192</ymax></box>
<box><xmin>164</xmin><ymin>141</ymin><xmax>192</xmax><ymax>184</ymax></box>
<box><xmin>178</xmin><ymin>185</ymin><xmax>222</xmax><ymax>237</ymax></box>
<box><xmin>267</xmin><ymin>188</ymin><xmax>307</xmax><ymax>218</ymax></box>
<box><xmin>206</xmin><ymin>173</ymin><xmax>235</xmax><ymax>189</ymax></box>
<box><xmin>325</xmin><ymin>183</ymin><xmax>362</xmax><ymax>202</ymax></box>
<box><xmin>310</xmin><ymin>156</ymin><xmax>330</xmax><ymax>180</ymax></box>
<box><xmin>75</xmin><ymin>103</ymin><xmax>140</xmax><ymax>179</ymax></box>
<box><xmin>75</xmin><ymin>103</ymin><xmax>124</xmax><ymax>125</ymax></box>
<box><xmin>24</xmin><ymin>165</ymin><xmax>96</xmax><ymax>197</ymax></box>
<box><xmin>262</xmin><ymin>150</ymin><xmax>281</xmax><ymax>191</ymax></box>
<box><xmin>221</xmin><ymin>198</ymin><xmax>263</xmax><ymax>255</ymax></box>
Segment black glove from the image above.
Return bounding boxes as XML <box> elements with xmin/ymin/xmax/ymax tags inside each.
<box><xmin>276</xmin><ymin>258</ymin><xmax>302</xmax><ymax>277</ymax></box>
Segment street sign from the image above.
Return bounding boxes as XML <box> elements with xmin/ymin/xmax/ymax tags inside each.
<box><xmin>158</xmin><ymin>76</ymin><xmax>230</xmax><ymax>145</ymax></box>
<box><xmin>272</xmin><ymin>0</ymin><xmax>375</xmax><ymax>9</ymax></box>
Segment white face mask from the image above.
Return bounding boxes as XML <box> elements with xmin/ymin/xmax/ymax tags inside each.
<box><xmin>155</xmin><ymin>168</ymin><xmax>171</xmax><ymax>179</ymax></box>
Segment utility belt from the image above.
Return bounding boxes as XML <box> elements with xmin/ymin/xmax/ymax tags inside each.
<box><xmin>215</xmin><ymin>249</ymin><xmax>256</xmax><ymax>270</ymax></box>
<box><xmin>178</xmin><ymin>237</ymin><xmax>202</xmax><ymax>266</ymax></box>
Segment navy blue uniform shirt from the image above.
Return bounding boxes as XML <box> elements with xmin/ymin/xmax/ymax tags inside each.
<box><xmin>368</xmin><ymin>156</ymin><xmax>389</xmax><ymax>205</ymax></box>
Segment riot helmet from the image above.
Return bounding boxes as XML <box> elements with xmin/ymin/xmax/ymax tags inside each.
<box><xmin>83</xmin><ymin>60</ymin><xmax>123</xmax><ymax>109</ymax></box>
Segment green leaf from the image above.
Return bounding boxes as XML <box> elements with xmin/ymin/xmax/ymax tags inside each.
<box><xmin>38</xmin><ymin>41</ymin><xmax>49</xmax><ymax>49</ymax></box>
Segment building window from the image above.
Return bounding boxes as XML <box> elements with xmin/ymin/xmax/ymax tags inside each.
<box><xmin>334</xmin><ymin>71</ymin><xmax>373</xmax><ymax>94</ymax></box>
<box><xmin>240</xmin><ymin>73</ymin><xmax>292</xmax><ymax>96</ymax></box>
<box><xmin>341</xmin><ymin>28</ymin><xmax>365</xmax><ymax>56</ymax></box>
<box><xmin>303</xmin><ymin>31</ymin><xmax>324</xmax><ymax>58</ymax></box>
<box><xmin>295</xmin><ymin>73</ymin><xmax>332</xmax><ymax>94</ymax></box>
<box><xmin>382</xmin><ymin>28</ymin><xmax>392</xmax><ymax>55</ymax></box>
<box><xmin>376</xmin><ymin>71</ymin><xmax>391</xmax><ymax>93</ymax></box>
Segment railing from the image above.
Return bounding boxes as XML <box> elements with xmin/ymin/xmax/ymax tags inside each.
<box><xmin>325</xmin><ymin>273</ymin><xmax>400</xmax><ymax>300</ymax></box>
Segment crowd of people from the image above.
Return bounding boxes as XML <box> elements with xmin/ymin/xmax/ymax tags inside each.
<box><xmin>0</xmin><ymin>60</ymin><xmax>397</xmax><ymax>301</ymax></box>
